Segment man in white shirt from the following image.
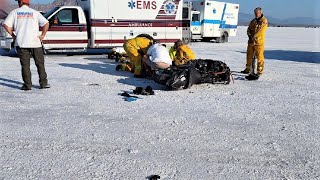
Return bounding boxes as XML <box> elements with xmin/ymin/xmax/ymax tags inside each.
<box><xmin>143</xmin><ymin>42</ymin><xmax>172</xmax><ymax>70</ymax></box>
<box><xmin>3</xmin><ymin>0</ymin><xmax>50</xmax><ymax>90</ymax></box>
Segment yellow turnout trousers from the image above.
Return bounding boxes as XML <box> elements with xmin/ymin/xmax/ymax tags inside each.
<box><xmin>246</xmin><ymin>44</ymin><xmax>265</xmax><ymax>74</ymax></box>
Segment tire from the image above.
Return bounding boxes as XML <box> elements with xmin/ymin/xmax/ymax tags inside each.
<box><xmin>0</xmin><ymin>48</ymin><xmax>17</xmax><ymax>57</ymax></box>
<box><xmin>115</xmin><ymin>53</ymin><xmax>120</xmax><ymax>62</ymax></box>
<box><xmin>216</xmin><ymin>32</ymin><xmax>228</xmax><ymax>43</ymax></box>
<box><xmin>42</xmin><ymin>47</ymin><xmax>48</xmax><ymax>55</ymax></box>
<box><xmin>223</xmin><ymin>32</ymin><xmax>229</xmax><ymax>43</ymax></box>
<box><xmin>221</xmin><ymin>35</ymin><xmax>226</xmax><ymax>43</ymax></box>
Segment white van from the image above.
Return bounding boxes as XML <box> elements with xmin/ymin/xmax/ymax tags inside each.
<box><xmin>190</xmin><ymin>0</ymin><xmax>239</xmax><ymax>43</ymax></box>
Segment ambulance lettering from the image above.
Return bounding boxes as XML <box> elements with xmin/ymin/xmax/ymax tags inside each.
<box><xmin>128</xmin><ymin>0</ymin><xmax>157</xmax><ymax>10</ymax></box>
<box><xmin>224</xmin><ymin>13</ymin><xmax>235</xmax><ymax>20</ymax></box>
<box><xmin>128</xmin><ymin>23</ymin><xmax>153</xmax><ymax>27</ymax></box>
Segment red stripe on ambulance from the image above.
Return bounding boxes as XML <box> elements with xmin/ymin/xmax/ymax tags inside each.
<box><xmin>41</xmin><ymin>25</ymin><xmax>87</xmax><ymax>32</ymax></box>
<box><xmin>94</xmin><ymin>39</ymin><xmax>179</xmax><ymax>44</ymax></box>
<box><xmin>43</xmin><ymin>39</ymin><xmax>180</xmax><ymax>45</ymax></box>
<box><xmin>43</xmin><ymin>40</ymin><xmax>88</xmax><ymax>44</ymax></box>
<box><xmin>91</xmin><ymin>20</ymin><xmax>183</xmax><ymax>28</ymax></box>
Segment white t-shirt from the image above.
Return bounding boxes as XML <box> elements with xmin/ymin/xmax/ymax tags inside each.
<box><xmin>4</xmin><ymin>5</ymin><xmax>48</xmax><ymax>48</ymax></box>
<box><xmin>147</xmin><ymin>44</ymin><xmax>172</xmax><ymax>65</ymax></box>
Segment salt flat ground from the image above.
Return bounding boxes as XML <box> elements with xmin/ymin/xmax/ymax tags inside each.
<box><xmin>0</xmin><ymin>27</ymin><xmax>320</xmax><ymax>180</ymax></box>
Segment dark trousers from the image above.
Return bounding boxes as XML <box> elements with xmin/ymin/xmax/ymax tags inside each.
<box><xmin>16</xmin><ymin>47</ymin><xmax>48</xmax><ymax>88</ymax></box>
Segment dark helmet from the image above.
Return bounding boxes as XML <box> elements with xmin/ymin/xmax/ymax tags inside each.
<box><xmin>173</xmin><ymin>40</ymin><xmax>183</xmax><ymax>49</ymax></box>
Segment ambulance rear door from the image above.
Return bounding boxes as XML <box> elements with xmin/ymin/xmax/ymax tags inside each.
<box><xmin>221</xmin><ymin>3</ymin><xmax>239</xmax><ymax>37</ymax></box>
<box><xmin>190</xmin><ymin>11</ymin><xmax>201</xmax><ymax>39</ymax></box>
<box><xmin>202</xmin><ymin>0</ymin><xmax>225</xmax><ymax>38</ymax></box>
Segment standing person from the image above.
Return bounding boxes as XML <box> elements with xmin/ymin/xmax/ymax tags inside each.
<box><xmin>143</xmin><ymin>41</ymin><xmax>172</xmax><ymax>70</ymax></box>
<box><xmin>241</xmin><ymin>7</ymin><xmax>268</xmax><ymax>76</ymax></box>
<box><xmin>3</xmin><ymin>0</ymin><xmax>50</xmax><ymax>91</ymax></box>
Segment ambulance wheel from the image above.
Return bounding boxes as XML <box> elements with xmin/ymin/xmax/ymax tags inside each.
<box><xmin>115</xmin><ymin>53</ymin><xmax>120</xmax><ymax>62</ymax></box>
<box><xmin>14</xmin><ymin>47</ymin><xmax>17</xmax><ymax>55</ymax></box>
<box><xmin>222</xmin><ymin>32</ymin><xmax>229</xmax><ymax>43</ymax></box>
<box><xmin>1</xmin><ymin>48</ymin><xmax>18</xmax><ymax>57</ymax></box>
<box><xmin>43</xmin><ymin>48</ymin><xmax>48</xmax><ymax>55</ymax></box>
<box><xmin>41</xmin><ymin>46</ymin><xmax>48</xmax><ymax>55</ymax></box>
<box><xmin>216</xmin><ymin>33</ymin><xmax>228</xmax><ymax>43</ymax></box>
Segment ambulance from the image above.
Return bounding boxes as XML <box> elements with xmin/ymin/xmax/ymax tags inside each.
<box><xmin>189</xmin><ymin>0</ymin><xmax>239</xmax><ymax>43</ymax></box>
<box><xmin>0</xmin><ymin>0</ymin><xmax>191</xmax><ymax>52</ymax></box>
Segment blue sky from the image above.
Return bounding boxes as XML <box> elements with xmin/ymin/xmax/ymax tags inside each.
<box><xmin>31</xmin><ymin>0</ymin><xmax>320</xmax><ymax>19</ymax></box>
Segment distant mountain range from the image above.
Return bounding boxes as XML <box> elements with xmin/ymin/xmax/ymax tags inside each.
<box><xmin>2</xmin><ymin>0</ymin><xmax>75</xmax><ymax>13</ymax></box>
<box><xmin>51</xmin><ymin>0</ymin><xmax>77</xmax><ymax>6</ymax></box>
<box><xmin>3</xmin><ymin>0</ymin><xmax>320</xmax><ymax>27</ymax></box>
<box><xmin>239</xmin><ymin>12</ymin><xmax>320</xmax><ymax>27</ymax></box>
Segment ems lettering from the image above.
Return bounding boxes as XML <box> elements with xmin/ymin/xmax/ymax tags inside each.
<box><xmin>131</xmin><ymin>0</ymin><xmax>157</xmax><ymax>10</ymax></box>
<box><xmin>136</xmin><ymin>0</ymin><xmax>142</xmax><ymax>9</ymax></box>
<box><xmin>151</xmin><ymin>1</ymin><xmax>157</xmax><ymax>9</ymax></box>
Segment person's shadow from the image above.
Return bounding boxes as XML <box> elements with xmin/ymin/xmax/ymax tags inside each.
<box><xmin>0</xmin><ymin>77</ymin><xmax>40</xmax><ymax>90</ymax></box>
<box><xmin>231</xmin><ymin>72</ymin><xmax>246</xmax><ymax>81</ymax></box>
<box><xmin>237</xmin><ymin>50</ymin><xmax>320</xmax><ymax>64</ymax></box>
<box><xmin>59</xmin><ymin>57</ymin><xmax>166</xmax><ymax>90</ymax></box>
<box><xmin>0</xmin><ymin>78</ymin><xmax>22</xmax><ymax>90</ymax></box>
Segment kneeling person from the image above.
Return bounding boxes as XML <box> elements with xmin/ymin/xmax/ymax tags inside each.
<box><xmin>123</xmin><ymin>36</ymin><xmax>153</xmax><ymax>77</ymax></box>
<box><xmin>172</xmin><ymin>40</ymin><xmax>196</xmax><ymax>66</ymax></box>
<box><xmin>143</xmin><ymin>42</ymin><xmax>172</xmax><ymax>70</ymax></box>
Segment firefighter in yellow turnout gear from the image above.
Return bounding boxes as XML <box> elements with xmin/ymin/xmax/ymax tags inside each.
<box><xmin>169</xmin><ymin>46</ymin><xmax>176</xmax><ymax>61</ymax></box>
<box><xmin>171</xmin><ymin>40</ymin><xmax>196</xmax><ymax>66</ymax></box>
<box><xmin>123</xmin><ymin>36</ymin><xmax>153</xmax><ymax>77</ymax></box>
<box><xmin>242</xmin><ymin>7</ymin><xmax>268</xmax><ymax>75</ymax></box>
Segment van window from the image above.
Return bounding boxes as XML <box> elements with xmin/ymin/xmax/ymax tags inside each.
<box><xmin>182</xmin><ymin>8</ymin><xmax>189</xmax><ymax>19</ymax></box>
<box><xmin>54</xmin><ymin>9</ymin><xmax>79</xmax><ymax>25</ymax></box>
<box><xmin>192</xmin><ymin>14</ymin><xmax>200</xmax><ymax>22</ymax></box>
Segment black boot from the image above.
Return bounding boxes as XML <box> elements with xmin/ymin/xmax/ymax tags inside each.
<box><xmin>40</xmin><ymin>84</ymin><xmax>51</xmax><ymax>89</ymax></box>
<box><xmin>145</xmin><ymin>86</ymin><xmax>155</xmax><ymax>95</ymax></box>
<box><xmin>21</xmin><ymin>85</ymin><xmax>31</xmax><ymax>91</ymax></box>
<box><xmin>240</xmin><ymin>69</ymin><xmax>250</xmax><ymax>74</ymax></box>
<box><xmin>245</xmin><ymin>74</ymin><xmax>259</xmax><ymax>81</ymax></box>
